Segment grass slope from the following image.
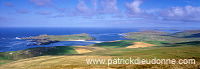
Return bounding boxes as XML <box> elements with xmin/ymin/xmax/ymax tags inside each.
<box><xmin>85</xmin><ymin>41</ymin><xmax>200</xmax><ymax>58</ymax></box>
<box><xmin>0</xmin><ymin>46</ymin><xmax>77</xmax><ymax>65</ymax></box>
<box><xmin>91</xmin><ymin>40</ymin><xmax>168</xmax><ymax>48</ymax></box>
<box><xmin>124</xmin><ymin>30</ymin><xmax>200</xmax><ymax>43</ymax></box>
<box><xmin>169</xmin><ymin>30</ymin><xmax>200</xmax><ymax>38</ymax></box>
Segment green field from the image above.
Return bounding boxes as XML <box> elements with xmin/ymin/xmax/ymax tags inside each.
<box><xmin>124</xmin><ymin>30</ymin><xmax>200</xmax><ymax>43</ymax></box>
<box><xmin>46</xmin><ymin>33</ymin><xmax>94</xmax><ymax>41</ymax></box>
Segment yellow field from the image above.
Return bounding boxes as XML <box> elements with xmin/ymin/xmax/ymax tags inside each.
<box><xmin>74</xmin><ymin>48</ymin><xmax>92</xmax><ymax>53</ymax></box>
<box><xmin>126</xmin><ymin>42</ymin><xmax>157</xmax><ymax>48</ymax></box>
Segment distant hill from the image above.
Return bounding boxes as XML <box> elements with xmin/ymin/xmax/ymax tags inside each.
<box><xmin>169</xmin><ymin>30</ymin><xmax>200</xmax><ymax>38</ymax></box>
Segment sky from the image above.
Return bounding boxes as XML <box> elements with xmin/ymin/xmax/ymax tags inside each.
<box><xmin>0</xmin><ymin>0</ymin><xmax>200</xmax><ymax>27</ymax></box>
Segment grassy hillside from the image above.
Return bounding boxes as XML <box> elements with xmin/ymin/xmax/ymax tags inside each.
<box><xmin>90</xmin><ymin>40</ymin><xmax>168</xmax><ymax>48</ymax></box>
<box><xmin>169</xmin><ymin>30</ymin><xmax>200</xmax><ymax>38</ymax></box>
<box><xmin>0</xmin><ymin>46</ymin><xmax>77</xmax><ymax>65</ymax></box>
<box><xmin>124</xmin><ymin>30</ymin><xmax>200</xmax><ymax>43</ymax></box>
<box><xmin>85</xmin><ymin>41</ymin><xmax>200</xmax><ymax>57</ymax></box>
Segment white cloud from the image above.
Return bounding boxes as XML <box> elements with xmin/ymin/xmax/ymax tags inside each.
<box><xmin>160</xmin><ymin>5</ymin><xmax>200</xmax><ymax>22</ymax></box>
<box><xmin>30</xmin><ymin>0</ymin><xmax>52</xmax><ymax>7</ymax></box>
<box><xmin>125</xmin><ymin>0</ymin><xmax>142</xmax><ymax>14</ymax></box>
<box><xmin>35</xmin><ymin>11</ymin><xmax>52</xmax><ymax>15</ymax></box>
<box><xmin>4</xmin><ymin>2</ymin><xmax>15</xmax><ymax>7</ymax></box>
<box><xmin>100</xmin><ymin>0</ymin><xmax>118</xmax><ymax>14</ymax></box>
<box><xmin>125</xmin><ymin>0</ymin><xmax>156</xmax><ymax>19</ymax></box>
<box><xmin>91</xmin><ymin>0</ymin><xmax>98</xmax><ymax>13</ymax></box>
<box><xmin>75</xmin><ymin>0</ymin><xmax>95</xmax><ymax>17</ymax></box>
<box><xmin>76</xmin><ymin>0</ymin><xmax>90</xmax><ymax>13</ymax></box>
<box><xmin>16</xmin><ymin>9</ymin><xmax>29</xmax><ymax>14</ymax></box>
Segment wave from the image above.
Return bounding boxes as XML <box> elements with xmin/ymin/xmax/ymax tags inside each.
<box><xmin>15</xmin><ymin>37</ymin><xmax>21</xmax><ymax>39</ymax></box>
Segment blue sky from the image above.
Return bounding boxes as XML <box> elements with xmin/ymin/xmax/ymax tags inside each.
<box><xmin>0</xmin><ymin>0</ymin><xmax>200</xmax><ymax>27</ymax></box>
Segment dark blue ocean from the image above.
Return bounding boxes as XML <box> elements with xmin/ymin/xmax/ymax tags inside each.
<box><xmin>0</xmin><ymin>27</ymin><xmax>199</xmax><ymax>52</ymax></box>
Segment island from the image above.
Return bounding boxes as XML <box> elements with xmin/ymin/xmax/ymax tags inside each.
<box><xmin>21</xmin><ymin>33</ymin><xmax>95</xmax><ymax>45</ymax></box>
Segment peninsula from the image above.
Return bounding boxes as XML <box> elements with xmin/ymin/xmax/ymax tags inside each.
<box><xmin>21</xmin><ymin>33</ymin><xmax>94</xmax><ymax>45</ymax></box>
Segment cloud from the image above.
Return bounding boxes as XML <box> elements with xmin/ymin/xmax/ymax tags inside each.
<box><xmin>112</xmin><ymin>14</ymin><xmax>125</xmax><ymax>18</ymax></box>
<box><xmin>74</xmin><ymin>0</ymin><xmax>95</xmax><ymax>17</ymax></box>
<box><xmin>4</xmin><ymin>2</ymin><xmax>15</xmax><ymax>7</ymax></box>
<box><xmin>56</xmin><ymin>8</ymin><xmax>66</xmax><ymax>12</ymax></box>
<box><xmin>145</xmin><ymin>9</ymin><xmax>161</xmax><ymax>14</ymax></box>
<box><xmin>16</xmin><ymin>9</ymin><xmax>29</xmax><ymax>14</ymax></box>
<box><xmin>53</xmin><ymin>14</ymin><xmax>65</xmax><ymax>17</ymax></box>
<box><xmin>100</xmin><ymin>0</ymin><xmax>118</xmax><ymax>14</ymax></box>
<box><xmin>66</xmin><ymin>8</ymin><xmax>78</xmax><ymax>17</ymax></box>
<box><xmin>35</xmin><ymin>11</ymin><xmax>52</xmax><ymax>15</ymax></box>
<box><xmin>76</xmin><ymin>0</ymin><xmax>90</xmax><ymax>13</ymax></box>
<box><xmin>0</xmin><ymin>17</ymin><xmax>6</xmax><ymax>20</ymax></box>
<box><xmin>29</xmin><ymin>0</ymin><xmax>52</xmax><ymax>7</ymax></box>
<box><xmin>70</xmin><ymin>0</ymin><xmax>120</xmax><ymax>18</ymax></box>
<box><xmin>0</xmin><ymin>16</ymin><xmax>16</xmax><ymax>21</ymax></box>
<box><xmin>160</xmin><ymin>5</ymin><xmax>200</xmax><ymax>22</ymax></box>
<box><xmin>91</xmin><ymin>0</ymin><xmax>98</xmax><ymax>13</ymax></box>
<box><xmin>47</xmin><ymin>14</ymin><xmax>65</xmax><ymax>18</ymax></box>
<box><xmin>125</xmin><ymin>0</ymin><xmax>142</xmax><ymax>14</ymax></box>
<box><xmin>74</xmin><ymin>0</ymin><xmax>118</xmax><ymax>17</ymax></box>
<box><xmin>125</xmin><ymin>0</ymin><xmax>157</xmax><ymax>19</ymax></box>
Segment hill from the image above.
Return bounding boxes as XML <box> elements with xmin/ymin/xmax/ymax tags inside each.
<box><xmin>169</xmin><ymin>30</ymin><xmax>200</xmax><ymax>38</ymax></box>
<box><xmin>124</xmin><ymin>30</ymin><xmax>200</xmax><ymax>43</ymax></box>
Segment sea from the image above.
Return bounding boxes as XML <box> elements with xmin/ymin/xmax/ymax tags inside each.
<box><xmin>0</xmin><ymin>27</ymin><xmax>199</xmax><ymax>52</ymax></box>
